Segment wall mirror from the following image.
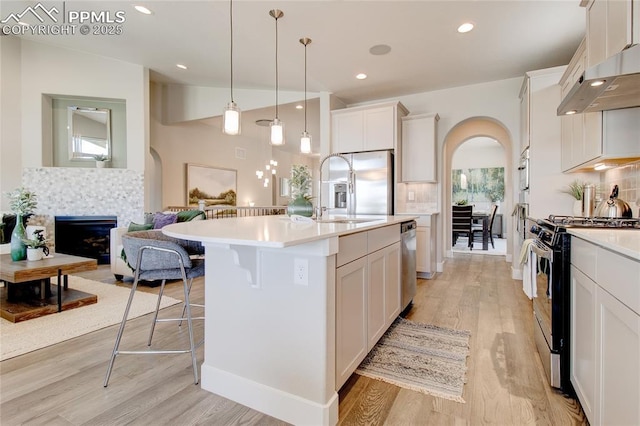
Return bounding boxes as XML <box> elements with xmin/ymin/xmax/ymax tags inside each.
<box><xmin>68</xmin><ymin>106</ymin><xmax>111</xmax><ymax>160</ymax></box>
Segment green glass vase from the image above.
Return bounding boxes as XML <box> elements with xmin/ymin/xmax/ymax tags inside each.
<box><xmin>287</xmin><ymin>196</ymin><xmax>313</xmax><ymax>217</ymax></box>
<box><xmin>10</xmin><ymin>214</ymin><xmax>27</xmax><ymax>261</ymax></box>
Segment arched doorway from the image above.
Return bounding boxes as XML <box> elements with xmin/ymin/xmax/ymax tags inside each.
<box><xmin>442</xmin><ymin>117</ymin><xmax>514</xmax><ymax>262</ymax></box>
<box><xmin>451</xmin><ymin>137</ymin><xmax>506</xmax><ymax>254</ymax></box>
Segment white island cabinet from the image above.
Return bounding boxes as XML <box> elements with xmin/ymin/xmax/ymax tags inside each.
<box><xmin>569</xmin><ymin>230</ymin><xmax>640</xmax><ymax>426</ymax></box>
<box><xmin>163</xmin><ymin>215</ymin><xmax>412</xmax><ymax>426</ymax></box>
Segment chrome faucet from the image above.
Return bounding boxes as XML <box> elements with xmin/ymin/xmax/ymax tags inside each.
<box><xmin>317</xmin><ymin>153</ymin><xmax>356</xmax><ymax>218</ymax></box>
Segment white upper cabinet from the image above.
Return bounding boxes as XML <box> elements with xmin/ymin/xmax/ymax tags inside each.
<box><xmin>400</xmin><ymin>113</ymin><xmax>440</xmax><ymax>183</ymax></box>
<box><xmin>586</xmin><ymin>0</ymin><xmax>639</xmax><ymax>67</ymax></box>
<box><xmin>331</xmin><ymin>101</ymin><xmax>408</xmax><ymax>154</ymax></box>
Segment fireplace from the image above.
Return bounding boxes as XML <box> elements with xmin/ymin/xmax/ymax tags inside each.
<box><xmin>55</xmin><ymin>216</ymin><xmax>117</xmax><ymax>264</ymax></box>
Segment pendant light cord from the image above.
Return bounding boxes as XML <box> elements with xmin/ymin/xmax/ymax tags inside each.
<box><xmin>304</xmin><ymin>42</ymin><xmax>307</xmax><ymax>132</ymax></box>
<box><xmin>229</xmin><ymin>0</ymin><xmax>234</xmax><ymax>103</ymax></box>
<box><xmin>274</xmin><ymin>14</ymin><xmax>279</xmax><ymax>119</ymax></box>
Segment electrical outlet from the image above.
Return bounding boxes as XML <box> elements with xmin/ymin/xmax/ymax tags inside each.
<box><xmin>408</xmin><ymin>191</ymin><xmax>415</xmax><ymax>201</ymax></box>
<box><xmin>294</xmin><ymin>258</ymin><xmax>308</xmax><ymax>286</ymax></box>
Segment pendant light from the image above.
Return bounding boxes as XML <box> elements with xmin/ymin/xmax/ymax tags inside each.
<box><xmin>269</xmin><ymin>9</ymin><xmax>284</xmax><ymax>146</ymax></box>
<box><xmin>299</xmin><ymin>37</ymin><xmax>312</xmax><ymax>154</ymax></box>
<box><xmin>223</xmin><ymin>0</ymin><xmax>241</xmax><ymax>135</ymax></box>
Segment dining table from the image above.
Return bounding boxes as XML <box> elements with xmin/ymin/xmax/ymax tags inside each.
<box><xmin>472</xmin><ymin>211</ymin><xmax>490</xmax><ymax>250</ymax></box>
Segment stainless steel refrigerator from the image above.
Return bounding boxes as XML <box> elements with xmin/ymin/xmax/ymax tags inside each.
<box><xmin>327</xmin><ymin>150</ymin><xmax>394</xmax><ymax>215</ymax></box>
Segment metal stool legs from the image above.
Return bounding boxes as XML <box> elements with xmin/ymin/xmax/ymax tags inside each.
<box><xmin>104</xmin><ymin>246</ymin><xmax>203</xmax><ymax>387</ymax></box>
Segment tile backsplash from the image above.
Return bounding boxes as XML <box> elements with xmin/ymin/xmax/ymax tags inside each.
<box><xmin>601</xmin><ymin>160</ymin><xmax>640</xmax><ymax>218</ymax></box>
<box><xmin>396</xmin><ymin>183</ymin><xmax>439</xmax><ymax>213</ymax></box>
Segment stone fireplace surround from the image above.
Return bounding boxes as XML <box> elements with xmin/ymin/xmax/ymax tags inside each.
<box><xmin>22</xmin><ymin>167</ymin><xmax>144</xmax><ymax>252</ymax></box>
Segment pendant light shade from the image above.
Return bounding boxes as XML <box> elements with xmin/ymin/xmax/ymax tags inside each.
<box><xmin>223</xmin><ymin>0</ymin><xmax>241</xmax><ymax>135</ymax></box>
<box><xmin>299</xmin><ymin>37</ymin><xmax>312</xmax><ymax>154</ymax></box>
<box><xmin>269</xmin><ymin>9</ymin><xmax>284</xmax><ymax>146</ymax></box>
<box><xmin>223</xmin><ymin>102</ymin><xmax>240</xmax><ymax>135</ymax></box>
<box><xmin>300</xmin><ymin>131</ymin><xmax>312</xmax><ymax>154</ymax></box>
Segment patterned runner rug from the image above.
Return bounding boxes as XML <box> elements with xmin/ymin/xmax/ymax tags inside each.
<box><xmin>1</xmin><ymin>276</ymin><xmax>180</xmax><ymax>361</ymax></box>
<box><xmin>356</xmin><ymin>317</ymin><xmax>471</xmax><ymax>402</ymax></box>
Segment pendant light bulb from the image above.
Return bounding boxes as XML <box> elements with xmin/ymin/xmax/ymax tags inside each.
<box><xmin>299</xmin><ymin>37</ymin><xmax>312</xmax><ymax>154</ymax></box>
<box><xmin>300</xmin><ymin>131</ymin><xmax>312</xmax><ymax>154</ymax></box>
<box><xmin>223</xmin><ymin>0</ymin><xmax>241</xmax><ymax>136</ymax></box>
<box><xmin>223</xmin><ymin>102</ymin><xmax>241</xmax><ymax>135</ymax></box>
<box><xmin>270</xmin><ymin>118</ymin><xmax>285</xmax><ymax>146</ymax></box>
<box><xmin>269</xmin><ymin>9</ymin><xmax>285</xmax><ymax>146</ymax></box>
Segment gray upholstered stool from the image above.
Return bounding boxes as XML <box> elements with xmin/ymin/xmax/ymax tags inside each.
<box><xmin>103</xmin><ymin>230</ymin><xmax>205</xmax><ymax>387</ymax></box>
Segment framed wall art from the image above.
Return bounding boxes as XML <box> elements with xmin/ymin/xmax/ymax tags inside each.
<box><xmin>186</xmin><ymin>164</ymin><xmax>237</xmax><ymax>206</ymax></box>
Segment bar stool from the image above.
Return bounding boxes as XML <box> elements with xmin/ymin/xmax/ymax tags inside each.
<box><xmin>103</xmin><ymin>230</ymin><xmax>205</xmax><ymax>387</ymax></box>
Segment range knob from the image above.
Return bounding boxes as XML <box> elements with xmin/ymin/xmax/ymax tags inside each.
<box><xmin>539</xmin><ymin>231</ymin><xmax>552</xmax><ymax>243</ymax></box>
<box><xmin>529</xmin><ymin>225</ymin><xmax>540</xmax><ymax>234</ymax></box>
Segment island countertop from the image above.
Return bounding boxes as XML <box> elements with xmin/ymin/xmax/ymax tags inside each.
<box><xmin>163</xmin><ymin>214</ymin><xmax>416</xmax><ymax>248</ymax></box>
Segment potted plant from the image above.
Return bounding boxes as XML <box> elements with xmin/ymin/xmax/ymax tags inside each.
<box><xmin>94</xmin><ymin>154</ymin><xmax>108</xmax><ymax>168</ymax></box>
<box><xmin>562</xmin><ymin>179</ymin><xmax>585</xmax><ymax>216</ymax></box>
<box><xmin>287</xmin><ymin>164</ymin><xmax>314</xmax><ymax>217</ymax></box>
<box><xmin>22</xmin><ymin>229</ymin><xmax>49</xmax><ymax>261</ymax></box>
<box><xmin>4</xmin><ymin>187</ymin><xmax>37</xmax><ymax>261</ymax></box>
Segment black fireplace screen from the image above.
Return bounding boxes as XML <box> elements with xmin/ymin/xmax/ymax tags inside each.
<box><xmin>55</xmin><ymin>216</ymin><xmax>117</xmax><ymax>264</ymax></box>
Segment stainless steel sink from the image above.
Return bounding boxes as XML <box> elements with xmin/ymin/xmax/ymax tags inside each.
<box><xmin>315</xmin><ymin>218</ymin><xmax>381</xmax><ymax>224</ymax></box>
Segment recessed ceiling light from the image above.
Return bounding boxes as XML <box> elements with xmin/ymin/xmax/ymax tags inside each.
<box><xmin>176</xmin><ymin>64</ymin><xmax>187</xmax><ymax>70</ymax></box>
<box><xmin>134</xmin><ymin>5</ymin><xmax>153</xmax><ymax>15</ymax></box>
<box><xmin>457</xmin><ymin>22</ymin><xmax>474</xmax><ymax>33</ymax></box>
<box><xmin>356</xmin><ymin>73</ymin><xmax>367</xmax><ymax>80</ymax></box>
<box><xmin>295</xmin><ymin>104</ymin><xmax>303</xmax><ymax>110</ymax></box>
<box><xmin>369</xmin><ymin>44</ymin><xmax>391</xmax><ymax>55</ymax></box>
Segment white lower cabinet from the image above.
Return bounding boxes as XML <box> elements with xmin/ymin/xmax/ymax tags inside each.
<box><xmin>336</xmin><ymin>256</ymin><xmax>368</xmax><ymax>389</ymax></box>
<box><xmin>368</xmin><ymin>242</ymin><xmax>401</xmax><ymax>350</ymax></box>
<box><xmin>570</xmin><ymin>236</ymin><xmax>640</xmax><ymax>425</ymax></box>
<box><xmin>335</xmin><ymin>227</ymin><xmax>401</xmax><ymax>390</ymax></box>
<box><xmin>570</xmin><ymin>266</ymin><xmax>597</xmax><ymax>422</ymax></box>
<box><xmin>596</xmin><ymin>286</ymin><xmax>640</xmax><ymax>426</ymax></box>
<box><xmin>415</xmin><ymin>215</ymin><xmax>436</xmax><ymax>278</ymax></box>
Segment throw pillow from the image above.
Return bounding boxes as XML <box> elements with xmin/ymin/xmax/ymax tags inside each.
<box><xmin>127</xmin><ymin>222</ymin><xmax>153</xmax><ymax>232</ymax></box>
<box><xmin>152</xmin><ymin>212</ymin><xmax>178</xmax><ymax>229</ymax></box>
<box><xmin>176</xmin><ymin>209</ymin><xmax>206</xmax><ymax>222</ymax></box>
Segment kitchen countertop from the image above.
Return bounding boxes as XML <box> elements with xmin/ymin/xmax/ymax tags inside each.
<box><xmin>568</xmin><ymin>228</ymin><xmax>640</xmax><ymax>261</ymax></box>
<box><xmin>163</xmin><ymin>214</ymin><xmax>416</xmax><ymax>248</ymax></box>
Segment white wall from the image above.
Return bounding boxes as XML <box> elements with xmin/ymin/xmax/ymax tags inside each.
<box><xmin>18</xmin><ymin>40</ymin><xmax>147</xmax><ymax>171</ymax></box>
<box><xmin>452</xmin><ymin>138</ymin><xmax>506</xmax><ymax>169</ymax></box>
<box><xmin>0</xmin><ymin>37</ymin><xmax>23</xmax><ymax>209</ymax></box>
<box><xmin>150</xmin><ymin>82</ymin><xmax>317</xmax><ymax>208</ymax></box>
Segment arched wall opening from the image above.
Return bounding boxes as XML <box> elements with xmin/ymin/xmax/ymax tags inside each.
<box><xmin>442</xmin><ymin>117</ymin><xmax>514</xmax><ymax>262</ymax></box>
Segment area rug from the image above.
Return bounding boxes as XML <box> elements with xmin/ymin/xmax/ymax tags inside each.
<box><xmin>0</xmin><ymin>276</ymin><xmax>181</xmax><ymax>361</ymax></box>
<box><xmin>356</xmin><ymin>317</ymin><xmax>471</xmax><ymax>402</ymax></box>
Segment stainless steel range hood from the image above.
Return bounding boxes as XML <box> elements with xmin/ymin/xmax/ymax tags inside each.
<box><xmin>557</xmin><ymin>44</ymin><xmax>640</xmax><ymax>115</ymax></box>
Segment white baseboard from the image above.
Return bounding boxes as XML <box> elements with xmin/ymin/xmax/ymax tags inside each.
<box><xmin>511</xmin><ymin>266</ymin><xmax>523</xmax><ymax>280</ymax></box>
<box><xmin>201</xmin><ymin>364</ymin><xmax>339</xmax><ymax>426</ymax></box>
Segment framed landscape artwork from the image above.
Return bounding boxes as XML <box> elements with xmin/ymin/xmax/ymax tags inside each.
<box><xmin>186</xmin><ymin>164</ymin><xmax>237</xmax><ymax>206</ymax></box>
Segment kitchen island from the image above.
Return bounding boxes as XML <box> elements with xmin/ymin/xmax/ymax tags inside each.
<box><xmin>163</xmin><ymin>214</ymin><xmax>414</xmax><ymax>425</ymax></box>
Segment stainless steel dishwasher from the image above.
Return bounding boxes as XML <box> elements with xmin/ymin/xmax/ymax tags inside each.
<box><xmin>400</xmin><ymin>220</ymin><xmax>417</xmax><ymax>312</ymax></box>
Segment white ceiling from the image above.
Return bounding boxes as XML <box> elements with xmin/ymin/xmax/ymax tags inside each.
<box><xmin>3</xmin><ymin>0</ymin><xmax>586</xmax><ymax>105</ymax></box>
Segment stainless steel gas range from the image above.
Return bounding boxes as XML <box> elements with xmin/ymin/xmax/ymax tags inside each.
<box><xmin>525</xmin><ymin>215</ymin><xmax>640</xmax><ymax>395</ymax></box>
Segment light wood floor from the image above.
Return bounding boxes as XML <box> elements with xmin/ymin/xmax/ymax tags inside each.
<box><xmin>0</xmin><ymin>254</ymin><xmax>586</xmax><ymax>425</ymax></box>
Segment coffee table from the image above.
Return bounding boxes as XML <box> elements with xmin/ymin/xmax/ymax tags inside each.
<box><xmin>0</xmin><ymin>253</ymin><xmax>98</xmax><ymax>322</ymax></box>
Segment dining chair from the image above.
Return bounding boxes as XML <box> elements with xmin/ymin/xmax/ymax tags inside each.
<box><xmin>103</xmin><ymin>230</ymin><xmax>205</xmax><ymax>387</ymax></box>
<box><xmin>452</xmin><ymin>205</ymin><xmax>474</xmax><ymax>249</ymax></box>
<box><xmin>472</xmin><ymin>204</ymin><xmax>498</xmax><ymax>249</ymax></box>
